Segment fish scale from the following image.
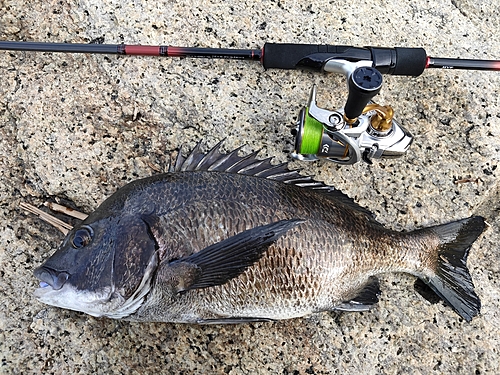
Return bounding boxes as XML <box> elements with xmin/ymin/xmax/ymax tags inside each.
<box><xmin>33</xmin><ymin>142</ymin><xmax>486</xmax><ymax>323</ymax></box>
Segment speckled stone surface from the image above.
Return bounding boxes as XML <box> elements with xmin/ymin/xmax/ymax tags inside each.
<box><xmin>0</xmin><ymin>0</ymin><xmax>499</xmax><ymax>374</ymax></box>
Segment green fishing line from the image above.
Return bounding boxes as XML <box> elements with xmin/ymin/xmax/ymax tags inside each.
<box><xmin>299</xmin><ymin>108</ymin><xmax>323</xmax><ymax>154</ymax></box>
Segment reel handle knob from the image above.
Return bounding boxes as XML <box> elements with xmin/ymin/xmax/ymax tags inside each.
<box><xmin>344</xmin><ymin>66</ymin><xmax>383</xmax><ymax>122</ymax></box>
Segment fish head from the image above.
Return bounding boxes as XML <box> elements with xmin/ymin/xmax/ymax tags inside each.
<box><xmin>34</xmin><ymin>209</ymin><xmax>159</xmax><ymax>319</ymax></box>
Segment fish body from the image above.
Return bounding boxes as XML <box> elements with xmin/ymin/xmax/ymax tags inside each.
<box><xmin>34</xmin><ymin>142</ymin><xmax>486</xmax><ymax>323</ymax></box>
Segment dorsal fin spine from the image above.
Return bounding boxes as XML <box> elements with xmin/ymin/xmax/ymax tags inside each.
<box><xmin>170</xmin><ymin>141</ymin><xmax>375</xmax><ymax>218</ymax></box>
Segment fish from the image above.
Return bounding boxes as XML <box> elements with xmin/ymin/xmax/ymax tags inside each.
<box><xmin>33</xmin><ymin>141</ymin><xmax>486</xmax><ymax>323</ymax></box>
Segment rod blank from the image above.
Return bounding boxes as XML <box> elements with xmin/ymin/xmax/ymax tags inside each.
<box><xmin>427</xmin><ymin>57</ymin><xmax>500</xmax><ymax>71</ymax></box>
<box><xmin>0</xmin><ymin>41</ymin><xmax>262</xmax><ymax>60</ymax></box>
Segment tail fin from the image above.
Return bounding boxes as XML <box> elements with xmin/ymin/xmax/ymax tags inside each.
<box><xmin>419</xmin><ymin>216</ymin><xmax>485</xmax><ymax>322</ymax></box>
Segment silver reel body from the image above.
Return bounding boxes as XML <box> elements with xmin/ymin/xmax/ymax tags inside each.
<box><xmin>291</xmin><ymin>61</ymin><xmax>413</xmax><ymax>165</ymax></box>
<box><xmin>292</xmin><ymin>85</ymin><xmax>413</xmax><ymax>165</ymax></box>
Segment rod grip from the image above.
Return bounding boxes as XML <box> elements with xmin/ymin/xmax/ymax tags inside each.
<box><xmin>262</xmin><ymin>43</ymin><xmax>427</xmax><ymax>76</ymax></box>
<box><xmin>391</xmin><ymin>47</ymin><xmax>427</xmax><ymax>76</ymax></box>
<box><xmin>262</xmin><ymin>43</ymin><xmax>372</xmax><ymax>71</ymax></box>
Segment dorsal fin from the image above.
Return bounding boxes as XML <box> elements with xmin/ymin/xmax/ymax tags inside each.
<box><xmin>169</xmin><ymin>141</ymin><xmax>375</xmax><ymax>217</ymax></box>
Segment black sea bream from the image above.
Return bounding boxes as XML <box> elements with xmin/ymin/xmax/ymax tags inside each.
<box><xmin>34</xmin><ymin>142</ymin><xmax>485</xmax><ymax>323</ymax></box>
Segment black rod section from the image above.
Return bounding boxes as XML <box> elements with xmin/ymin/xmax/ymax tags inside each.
<box><xmin>427</xmin><ymin>57</ymin><xmax>500</xmax><ymax>71</ymax></box>
<box><xmin>0</xmin><ymin>41</ymin><xmax>263</xmax><ymax>60</ymax></box>
<box><xmin>0</xmin><ymin>41</ymin><xmax>121</xmax><ymax>54</ymax></box>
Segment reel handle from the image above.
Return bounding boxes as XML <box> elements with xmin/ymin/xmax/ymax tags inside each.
<box><xmin>344</xmin><ymin>67</ymin><xmax>383</xmax><ymax>122</ymax></box>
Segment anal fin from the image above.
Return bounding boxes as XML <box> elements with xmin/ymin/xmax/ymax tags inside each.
<box><xmin>333</xmin><ymin>277</ymin><xmax>381</xmax><ymax>312</ymax></box>
<box><xmin>196</xmin><ymin>317</ymin><xmax>276</xmax><ymax>324</ymax></box>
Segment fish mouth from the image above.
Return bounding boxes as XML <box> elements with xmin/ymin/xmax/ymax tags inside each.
<box><xmin>34</xmin><ymin>266</ymin><xmax>70</xmax><ymax>290</ymax></box>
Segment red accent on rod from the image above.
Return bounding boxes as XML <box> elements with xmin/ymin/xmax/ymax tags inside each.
<box><xmin>166</xmin><ymin>46</ymin><xmax>186</xmax><ymax>57</ymax></box>
<box><xmin>425</xmin><ymin>56</ymin><xmax>431</xmax><ymax>69</ymax></box>
<box><xmin>124</xmin><ymin>45</ymin><xmax>161</xmax><ymax>56</ymax></box>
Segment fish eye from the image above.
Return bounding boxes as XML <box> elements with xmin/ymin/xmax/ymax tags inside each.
<box><xmin>71</xmin><ymin>226</ymin><xmax>94</xmax><ymax>248</ymax></box>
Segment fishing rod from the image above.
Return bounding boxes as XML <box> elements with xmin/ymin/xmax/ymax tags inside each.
<box><xmin>1</xmin><ymin>41</ymin><xmax>500</xmax><ymax>73</ymax></box>
<box><xmin>1</xmin><ymin>41</ymin><xmax>499</xmax><ymax>164</ymax></box>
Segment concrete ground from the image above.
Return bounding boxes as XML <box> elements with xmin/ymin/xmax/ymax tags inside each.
<box><xmin>0</xmin><ymin>0</ymin><xmax>499</xmax><ymax>373</ymax></box>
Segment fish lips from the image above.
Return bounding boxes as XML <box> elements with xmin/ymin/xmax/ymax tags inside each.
<box><xmin>34</xmin><ymin>266</ymin><xmax>70</xmax><ymax>291</ymax></box>
<box><xmin>33</xmin><ymin>266</ymin><xmax>119</xmax><ymax>317</ymax></box>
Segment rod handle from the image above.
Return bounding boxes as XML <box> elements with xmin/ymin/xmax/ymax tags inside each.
<box><xmin>262</xmin><ymin>43</ymin><xmax>427</xmax><ymax>76</ymax></box>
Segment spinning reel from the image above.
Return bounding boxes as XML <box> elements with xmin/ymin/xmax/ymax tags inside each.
<box><xmin>292</xmin><ymin>61</ymin><xmax>412</xmax><ymax>165</ymax></box>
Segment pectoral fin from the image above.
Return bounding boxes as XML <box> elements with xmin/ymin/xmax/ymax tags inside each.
<box><xmin>170</xmin><ymin>219</ymin><xmax>303</xmax><ymax>293</ymax></box>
